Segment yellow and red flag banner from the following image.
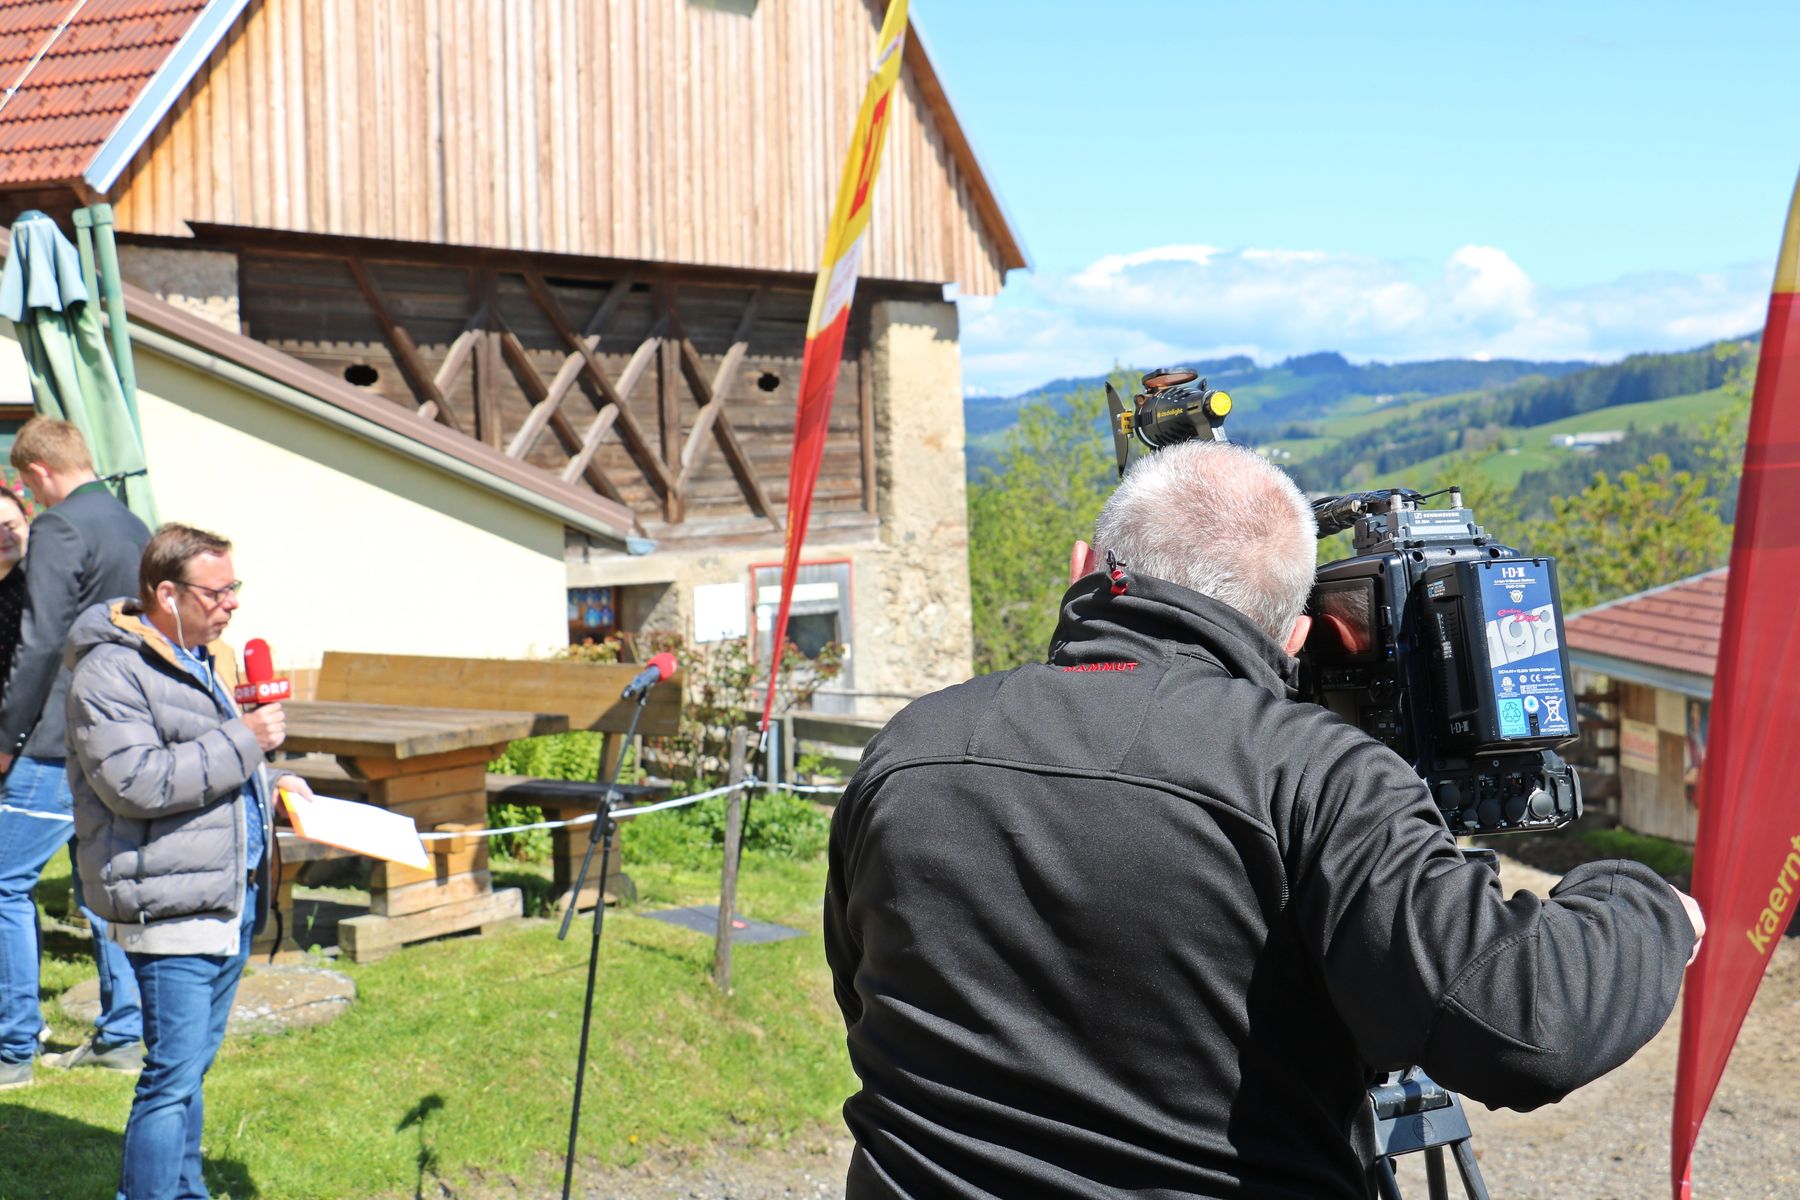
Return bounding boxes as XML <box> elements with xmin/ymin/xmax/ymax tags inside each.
<box><xmin>759</xmin><ymin>0</ymin><xmax>908</xmax><ymax>731</ymax></box>
<box><xmin>1671</xmin><ymin>169</ymin><xmax>1800</xmax><ymax>1198</ymax></box>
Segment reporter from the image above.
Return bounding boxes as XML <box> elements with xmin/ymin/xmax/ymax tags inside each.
<box><xmin>65</xmin><ymin>524</ymin><xmax>311</xmax><ymax>1200</ymax></box>
<box><xmin>824</xmin><ymin>441</ymin><xmax>1699</xmax><ymax>1199</ymax></box>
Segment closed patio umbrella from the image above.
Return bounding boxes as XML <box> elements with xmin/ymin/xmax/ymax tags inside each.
<box><xmin>0</xmin><ymin>211</ymin><xmax>157</xmax><ymax>524</ymax></box>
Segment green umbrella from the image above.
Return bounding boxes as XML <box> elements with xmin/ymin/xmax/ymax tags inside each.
<box><xmin>0</xmin><ymin>210</ymin><xmax>158</xmax><ymax>524</ymax></box>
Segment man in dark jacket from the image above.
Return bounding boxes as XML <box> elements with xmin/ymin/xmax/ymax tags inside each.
<box><xmin>0</xmin><ymin>418</ymin><xmax>147</xmax><ymax>1087</ymax></box>
<box><xmin>824</xmin><ymin>441</ymin><xmax>1704</xmax><ymax>1199</ymax></box>
<box><xmin>67</xmin><ymin>522</ymin><xmax>301</xmax><ymax>1200</ymax></box>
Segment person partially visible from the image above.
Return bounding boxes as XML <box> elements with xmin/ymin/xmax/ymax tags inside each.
<box><xmin>0</xmin><ymin>484</ymin><xmax>29</xmax><ymax>692</ymax></box>
<box><xmin>825</xmin><ymin>440</ymin><xmax>1703</xmax><ymax>1199</ymax></box>
<box><xmin>67</xmin><ymin>523</ymin><xmax>311</xmax><ymax>1200</ymax></box>
<box><xmin>0</xmin><ymin>419</ymin><xmax>146</xmax><ymax>1089</ymax></box>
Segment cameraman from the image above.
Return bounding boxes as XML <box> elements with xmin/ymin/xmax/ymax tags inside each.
<box><xmin>824</xmin><ymin>440</ymin><xmax>1702</xmax><ymax>1199</ymax></box>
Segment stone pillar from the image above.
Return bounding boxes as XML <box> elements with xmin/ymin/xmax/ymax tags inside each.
<box><xmin>858</xmin><ymin>298</ymin><xmax>975</xmax><ymax>707</ymax></box>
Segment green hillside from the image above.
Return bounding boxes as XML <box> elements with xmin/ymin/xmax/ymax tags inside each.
<box><xmin>1396</xmin><ymin>385</ymin><xmax>1734</xmax><ymax>491</ymax></box>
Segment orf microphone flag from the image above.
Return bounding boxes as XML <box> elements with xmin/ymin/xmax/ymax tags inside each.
<box><xmin>235</xmin><ymin>638</ymin><xmax>291</xmax><ymax>708</ymax></box>
<box><xmin>1671</xmin><ymin>168</ymin><xmax>1800</xmax><ymax>1198</ymax></box>
<box><xmin>757</xmin><ymin>0</ymin><xmax>907</xmax><ymax>733</ymax></box>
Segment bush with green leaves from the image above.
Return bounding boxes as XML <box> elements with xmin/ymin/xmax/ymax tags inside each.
<box><xmin>621</xmin><ymin>789</ymin><xmax>830</xmax><ymax>869</ymax></box>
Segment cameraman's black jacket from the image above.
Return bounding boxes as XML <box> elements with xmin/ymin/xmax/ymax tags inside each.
<box><xmin>824</xmin><ymin>572</ymin><xmax>1694</xmax><ymax>1199</ymax></box>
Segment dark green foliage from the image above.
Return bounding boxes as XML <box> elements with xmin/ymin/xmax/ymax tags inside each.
<box><xmin>967</xmin><ymin>380</ymin><xmax>1118</xmax><ymax>674</ymax></box>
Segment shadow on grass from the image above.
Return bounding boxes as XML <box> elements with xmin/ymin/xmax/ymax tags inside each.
<box><xmin>397</xmin><ymin>1092</ymin><xmax>446</xmax><ymax>1200</ymax></box>
<box><xmin>0</xmin><ymin>1102</ymin><xmax>257</xmax><ymax>1199</ymax></box>
<box><xmin>492</xmin><ymin>867</ymin><xmax>558</xmax><ymax>918</ymax></box>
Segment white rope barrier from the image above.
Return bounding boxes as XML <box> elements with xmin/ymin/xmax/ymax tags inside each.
<box><xmin>272</xmin><ymin>775</ymin><xmax>848</xmax><ymax>847</ymax></box>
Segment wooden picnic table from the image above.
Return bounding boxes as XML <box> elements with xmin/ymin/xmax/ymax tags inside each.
<box><xmin>272</xmin><ymin>700</ymin><xmax>570</xmax><ymax>962</ymax></box>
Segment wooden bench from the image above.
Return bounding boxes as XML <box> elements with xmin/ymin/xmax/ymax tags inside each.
<box><xmin>282</xmin><ymin>651</ymin><xmax>683</xmax><ymax>925</ymax></box>
<box><xmin>486</xmin><ymin>775</ymin><xmax>670</xmax><ymax>911</ymax></box>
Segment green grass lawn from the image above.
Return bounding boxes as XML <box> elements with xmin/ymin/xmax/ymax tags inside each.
<box><xmin>2</xmin><ymin>848</ymin><xmax>851</xmax><ymax>1199</ymax></box>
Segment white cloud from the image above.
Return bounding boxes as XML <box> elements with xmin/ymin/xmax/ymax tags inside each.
<box><xmin>960</xmin><ymin>243</ymin><xmax>1771</xmax><ymax>396</ymax></box>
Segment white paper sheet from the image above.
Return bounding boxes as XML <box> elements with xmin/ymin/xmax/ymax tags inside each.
<box><xmin>279</xmin><ymin>789</ymin><xmax>431</xmax><ymax>870</ymax></box>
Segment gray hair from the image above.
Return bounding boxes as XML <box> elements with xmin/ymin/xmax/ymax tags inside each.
<box><xmin>1093</xmin><ymin>441</ymin><xmax>1318</xmax><ymax>641</ymax></box>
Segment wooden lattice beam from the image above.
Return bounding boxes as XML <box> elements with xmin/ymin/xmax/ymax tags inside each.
<box><xmin>667</xmin><ymin>303</ymin><xmax>778</xmax><ymax>526</ymax></box>
<box><xmin>675</xmin><ymin>288</ymin><xmax>763</xmax><ymax>493</ymax></box>
<box><xmin>522</xmin><ymin>270</ymin><xmax>677</xmax><ymax>503</ymax></box>
<box><xmin>345</xmin><ymin>258</ymin><xmax>461</xmax><ymax>433</ymax></box>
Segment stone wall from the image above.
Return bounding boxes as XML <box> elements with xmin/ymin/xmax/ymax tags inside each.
<box><xmin>116</xmin><ymin>245</ymin><xmax>241</xmax><ymax>332</ymax></box>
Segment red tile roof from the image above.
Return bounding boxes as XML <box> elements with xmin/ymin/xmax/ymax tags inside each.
<box><xmin>1564</xmin><ymin>568</ymin><xmax>1727</xmax><ymax>680</ymax></box>
<box><xmin>0</xmin><ymin>0</ymin><xmax>209</xmax><ymax>187</ymax></box>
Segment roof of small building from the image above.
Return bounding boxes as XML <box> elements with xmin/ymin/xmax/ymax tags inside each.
<box><xmin>0</xmin><ymin>0</ymin><xmax>232</xmax><ymax>190</ymax></box>
<box><xmin>1564</xmin><ymin>568</ymin><xmax>1727</xmax><ymax>685</ymax></box>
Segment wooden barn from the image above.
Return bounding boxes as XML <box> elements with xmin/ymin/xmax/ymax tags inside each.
<box><xmin>1563</xmin><ymin>569</ymin><xmax>1724</xmax><ymax>844</ymax></box>
<box><xmin>0</xmin><ymin>0</ymin><xmax>1026</xmax><ymax>712</ymax></box>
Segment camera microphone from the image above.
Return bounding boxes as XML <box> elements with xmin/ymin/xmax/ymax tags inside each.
<box><xmin>621</xmin><ymin>652</ymin><xmax>678</xmax><ymax>700</ymax></box>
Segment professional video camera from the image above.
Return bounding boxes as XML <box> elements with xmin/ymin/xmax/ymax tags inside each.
<box><xmin>1107</xmin><ymin>368</ymin><xmax>1582</xmax><ymax>839</ymax></box>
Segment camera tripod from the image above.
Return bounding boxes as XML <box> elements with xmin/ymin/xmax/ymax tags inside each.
<box><xmin>1368</xmin><ymin>1066</ymin><xmax>1490</xmax><ymax>1199</ymax></box>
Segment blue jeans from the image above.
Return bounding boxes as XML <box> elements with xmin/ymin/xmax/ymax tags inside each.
<box><xmin>0</xmin><ymin>754</ymin><xmax>143</xmax><ymax>1063</ymax></box>
<box><xmin>119</xmin><ymin>885</ymin><xmax>254</xmax><ymax>1200</ymax></box>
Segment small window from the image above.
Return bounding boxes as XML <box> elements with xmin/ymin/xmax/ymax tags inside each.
<box><xmin>344</xmin><ymin>364</ymin><xmax>380</xmax><ymax>387</ymax></box>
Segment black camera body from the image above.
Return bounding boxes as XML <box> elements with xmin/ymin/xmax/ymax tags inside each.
<box><xmin>1300</xmin><ymin>489</ymin><xmax>1582</xmax><ymax>837</ymax></box>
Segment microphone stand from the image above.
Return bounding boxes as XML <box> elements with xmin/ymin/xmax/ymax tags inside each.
<box><xmin>558</xmin><ymin>687</ymin><xmax>651</xmax><ymax>1200</ymax></box>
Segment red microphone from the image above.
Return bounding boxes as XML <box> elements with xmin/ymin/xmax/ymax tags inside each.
<box><xmin>621</xmin><ymin>652</ymin><xmax>678</xmax><ymax>700</ymax></box>
<box><xmin>235</xmin><ymin>638</ymin><xmax>292</xmax><ymax>709</ymax></box>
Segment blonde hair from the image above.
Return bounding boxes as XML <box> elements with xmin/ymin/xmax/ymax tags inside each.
<box><xmin>9</xmin><ymin>417</ymin><xmax>93</xmax><ymax>474</ymax></box>
<box><xmin>1094</xmin><ymin>442</ymin><xmax>1317</xmax><ymax>641</ymax></box>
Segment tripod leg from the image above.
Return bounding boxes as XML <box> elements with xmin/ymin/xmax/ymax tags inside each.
<box><xmin>1374</xmin><ymin>1157</ymin><xmax>1404</xmax><ymax>1200</ymax></box>
<box><xmin>1450</xmin><ymin>1139</ymin><xmax>1491</xmax><ymax>1200</ymax></box>
<box><xmin>1425</xmin><ymin>1146</ymin><xmax>1448</xmax><ymax>1200</ymax></box>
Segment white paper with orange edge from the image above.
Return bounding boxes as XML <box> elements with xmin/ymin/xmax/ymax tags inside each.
<box><xmin>279</xmin><ymin>788</ymin><xmax>430</xmax><ymax>870</ymax></box>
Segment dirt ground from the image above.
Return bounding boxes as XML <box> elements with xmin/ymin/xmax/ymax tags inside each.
<box><xmin>498</xmin><ymin>854</ymin><xmax>1800</xmax><ymax>1200</ymax></box>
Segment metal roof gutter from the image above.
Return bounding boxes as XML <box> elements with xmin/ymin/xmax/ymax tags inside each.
<box><xmin>83</xmin><ymin>0</ymin><xmax>253</xmax><ymax>194</ymax></box>
<box><xmin>128</xmin><ymin>322</ymin><xmax>649</xmax><ymax>551</ymax></box>
<box><xmin>1566</xmin><ymin>648</ymin><xmax>1713</xmax><ymax>701</ymax></box>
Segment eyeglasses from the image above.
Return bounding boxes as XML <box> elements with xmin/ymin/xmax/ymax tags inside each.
<box><xmin>176</xmin><ymin>579</ymin><xmax>244</xmax><ymax>605</ymax></box>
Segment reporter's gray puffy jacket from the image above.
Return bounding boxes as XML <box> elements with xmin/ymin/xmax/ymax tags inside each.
<box><xmin>65</xmin><ymin>599</ymin><xmax>273</xmax><ymax>956</ymax></box>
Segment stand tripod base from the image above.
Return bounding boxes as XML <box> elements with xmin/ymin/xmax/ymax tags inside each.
<box><xmin>1369</xmin><ymin>1068</ymin><xmax>1490</xmax><ymax>1200</ymax></box>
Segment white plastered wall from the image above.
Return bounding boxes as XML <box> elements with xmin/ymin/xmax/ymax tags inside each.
<box><xmin>0</xmin><ymin>325</ymin><xmax>568</xmax><ymax>668</ymax></box>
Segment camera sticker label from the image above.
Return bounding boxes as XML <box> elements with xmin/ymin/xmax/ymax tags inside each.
<box><xmin>1481</xmin><ymin>563</ymin><xmax>1571</xmax><ymax>738</ymax></box>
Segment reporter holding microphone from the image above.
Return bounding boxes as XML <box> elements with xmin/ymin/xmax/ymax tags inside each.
<box><xmin>63</xmin><ymin>524</ymin><xmax>313</xmax><ymax>1200</ymax></box>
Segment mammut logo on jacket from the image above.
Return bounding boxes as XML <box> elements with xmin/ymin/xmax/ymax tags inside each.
<box><xmin>1061</xmin><ymin>661</ymin><xmax>1138</xmax><ymax>673</ymax></box>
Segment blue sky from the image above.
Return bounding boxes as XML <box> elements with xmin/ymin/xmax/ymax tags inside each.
<box><xmin>910</xmin><ymin>1</ymin><xmax>1800</xmax><ymax>395</ymax></box>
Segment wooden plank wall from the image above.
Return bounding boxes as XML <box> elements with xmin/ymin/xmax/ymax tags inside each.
<box><xmin>108</xmin><ymin>0</ymin><xmax>1012</xmax><ymax>294</ymax></box>
<box><xmin>1617</xmin><ymin>681</ymin><xmax>1699</xmax><ymax>844</ymax></box>
<box><xmin>234</xmin><ymin>251</ymin><xmax>871</xmax><ymax>527</ymax></box>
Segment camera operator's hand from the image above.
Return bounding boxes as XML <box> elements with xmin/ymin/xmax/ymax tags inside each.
<box><xmin>242</xmin><ymin>703</ymin><xmax>287</xmax><ymax>753</ymax></box>
<box><xmin>1673</xmin><ymin>885</ymin><xmax>1706</xmax><ymax>966</ymax></box>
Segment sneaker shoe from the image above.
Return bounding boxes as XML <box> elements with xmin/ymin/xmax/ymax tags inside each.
<box><xmin>0</xmin><ymin>1059</ymin><xmax>30</xmax><ymax>1090</ymax></box>
<box><xmin>48</xmin><ymin>1039</ymin><xmax>144</xmax><ymax>1073</ymax></box>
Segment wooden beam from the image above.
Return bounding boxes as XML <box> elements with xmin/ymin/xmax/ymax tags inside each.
<box><xmin>859</xmin><ymin>325</ymin><xmax>876</xmax><ymax>514</ymax></box>
<box><xmin>668</xmin><ymin>306</ymin><xmax>778</xmax><ymax>526</ymax></box>
<box><xmin>344</xmin><ymin>258</ymin><xmax>450</xmax><ymax>419</ymax></box>
<box><xmin>471</xmin><ymin>270</ymin><xmax>502</xmax><ymax>449</ymax></box>
<box><xmin>507</xmin><ymin>276</ymin><xmax>631</xmax><ymax>461</ymax></box>
<box><xmin>561</xmin><ymin>332</ymin><xmax>659</xmax><ymax>487</ymax></box>
<box><xmin>494</xmin><ymin>317</ymin><xmax>620</xmax><ymax>500</ymax></box>
<box><xmin>675</xmin><ymin>288</ymin><xmax>762</xmax><ymax>493</ymax></box>
<box><xmin>657</xmin><ymin>328</ymin><xmax>683</xmax><ymax>524</ymax></box>
<box><xmin>522</xmin><ymin>270</ymin><xmax>675</xmax><ymax>500</ymax></box>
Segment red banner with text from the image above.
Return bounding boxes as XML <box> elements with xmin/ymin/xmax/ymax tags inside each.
<box><xmin>1671</xmin><ymin>169</ymin><xmax>1800</xmax><ymax>1197</ymax></box>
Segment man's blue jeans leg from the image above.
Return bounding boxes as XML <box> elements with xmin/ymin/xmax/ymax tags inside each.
<box><xmin>119</xmin><ymin>887</ymin><xmax>254</xmax><ymax>1200</ymax></box>
<box><xmin>0</xmin><ymin>756</ymin><xmax>141</xmax><ymax>1064</ymax></box>
<box><xmin>0</xmin><ymin>757</ymin><xmax>75</xmax><ymax>1064</ymax></box>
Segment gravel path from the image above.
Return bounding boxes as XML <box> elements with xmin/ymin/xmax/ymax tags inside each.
<box><xmin>479</xmin><ymin>856</ymin><xmax>1800</xmax><ymax>1199</ymax></box>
